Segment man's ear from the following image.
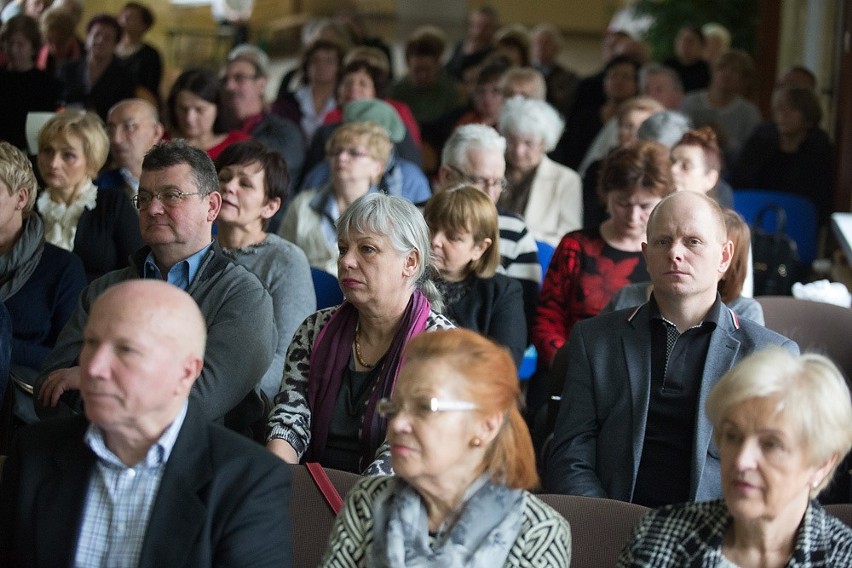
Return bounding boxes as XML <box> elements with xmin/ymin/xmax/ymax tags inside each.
<box><xmin>719</xmin><ymin>239</ymin><xmax>733</xmax><ymax>274</ymax></box>
<box><xmin>206</xmin><ymin>190</ymin><xmax>222</xmax><ymax>221</ymax></box>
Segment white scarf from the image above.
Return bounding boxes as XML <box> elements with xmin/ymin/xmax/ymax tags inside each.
<box><xmin>37</xmin><ymin>179</ymin><xmax>98</xmax><ymax>252</ymax></box>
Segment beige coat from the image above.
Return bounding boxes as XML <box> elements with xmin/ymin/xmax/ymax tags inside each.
<box><xmin>523</xmin><ymin>156</ymin><xmax>583</xmax><ymax>246</ymax></box>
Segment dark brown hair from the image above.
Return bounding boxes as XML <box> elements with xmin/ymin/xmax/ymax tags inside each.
<box><xmin>597</xmin><ymin>140</ymin><xmax>675</xmax><ymax>202</ymax></box>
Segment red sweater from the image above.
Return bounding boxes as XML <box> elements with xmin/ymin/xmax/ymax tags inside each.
<box><xmin>532</xmin><ymin>228</ymin><xmax>648</xmax><ymax>366</ymax></box>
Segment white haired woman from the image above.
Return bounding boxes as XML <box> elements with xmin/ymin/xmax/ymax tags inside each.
<box><xmin>618</xmin><ymin>348</ymin><xmax>852</xmax><ymax>567</ymax></box>
<box><xmin>267</xmin><ymin>193</ymin><xmax>454</xmax><ymax>474</ymax></box>
<box><xmin>498</xmin><ymin>96</ymin><xmax>582</xmax><ymax>246</ymax></box>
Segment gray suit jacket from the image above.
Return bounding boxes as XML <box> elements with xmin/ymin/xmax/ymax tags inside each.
<box><xmin>544</xmin><ymin>300</ymin><xmax>798</xmax><ymax>501</ymax></box>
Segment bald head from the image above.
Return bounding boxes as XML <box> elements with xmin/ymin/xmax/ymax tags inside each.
<box><xmin>80</xmin><ymin>280</ymin><xmax>207</xmax><ymax>438</ymax></box>
<box><xmin>647</xmin><ymin>191</ymin><xmax>726</xmax><ymax>244</ymax></box>
<box><xmin>106</xmin><ymin>98</ymin><xmax>164</xmax><ymax>176</ymax></box>
<box><xmin>94</xmin><ymin>280</ymin><xmax>207</xmax><ymax>358</ymax></box>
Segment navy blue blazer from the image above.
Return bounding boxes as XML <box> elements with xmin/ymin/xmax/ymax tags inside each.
<box><xmin>0</xmin><ymin>401</ymin><xmax>293</xmax><ymax>567</ymax></box>
<box><xmin>544</xmin><ymin>300</ymin><xmax>798</xmax><ymax>502</ymax></box>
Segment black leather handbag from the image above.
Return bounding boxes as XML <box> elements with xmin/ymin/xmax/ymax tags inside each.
<box><xmin>751</xmin><ymin>204</ymin><xmax>801</xmax><ymax>295</ymax></box>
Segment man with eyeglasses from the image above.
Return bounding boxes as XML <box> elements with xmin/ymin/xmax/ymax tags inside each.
<box><xmin>34</xmin><ymin>140</ymin><xmax>276</xmax><ymax>436</ymax></box>
<box><xmin>95</xmin><ymin>98</ymin><xmax>164</xmax><ymax>203</ymax></box>
<box><xmin>222</xmin><ymin>44</ymin><xmax>305</xmax><ymax>196</ymax></box>
<box><xmin>437</xmin><ymin>124</ymin><xmax>541</xmax><ymax>331</ymax></box>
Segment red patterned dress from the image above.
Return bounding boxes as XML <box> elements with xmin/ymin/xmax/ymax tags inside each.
<box><xmin>532</xmin><ymin>227</ymin><xmax>648</xmax><ymax>366</ymax></box>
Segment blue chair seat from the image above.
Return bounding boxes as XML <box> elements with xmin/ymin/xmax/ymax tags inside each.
<box><xmin>311</xmin><ymin>268</ymin><xmax>343</xmax><ymax>310</ymax></box>
<box><xmin>732</xmin><ymin>189</ymin><xmax>818</xmax><ymax>265</ymax></box>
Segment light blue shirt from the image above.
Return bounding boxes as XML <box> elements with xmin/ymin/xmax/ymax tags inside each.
<box><xmin>74</xmin><ymin>402</ymin><xmax>188</xmax><ymax>568</ymax></box>
<box><xmin>143</xmin><ymin>241</ymin><xmax>213</xmax><ymax>290</ymax></box>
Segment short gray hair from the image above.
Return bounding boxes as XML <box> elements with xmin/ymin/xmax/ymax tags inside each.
<box><xmin>441</xmin><ymin>124</ymin><xmax>506</xmax><ymax>170</ymax></box>
<box><xmin>498</xmin><ymin>96</ymin><xmax>564</xmax><ymax>150</ymax></box>
<box><xmin>636</xmin><ymin>110</ymin><xmax>691</xmax><ymax>148</ymax></box>
<box><xmin>706</xmin><ymin>347</ymin><xmax>852</xmax><ymax>496</ymax></box>
<box><xmin>336</xmin><ymin>193</ymin><xmax>443</xmax><ymax>312</ymax></box>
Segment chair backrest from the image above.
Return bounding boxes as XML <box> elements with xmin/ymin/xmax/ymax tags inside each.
<box><xmin>536</xmin><ymin>240</ymin><xmax>556</xmax><ymax>285</ymax></box>
<box><xmin>758</xmin><ymin>296</ymin><xmax>852</xmax><ymax>503</ymax></box>
<box><xmin>311</xmin><ymin>267</ymin><xmax>344</xmax><ymax>310</ymax></box>
<box><xmin>536</xmin><ymin>493</ymin><xmax>648</xmax><ymax>568</ymax></box>
<box><xmin>289</xmin><ymin>464</ymin><xmax>361</xmax><ymax>567</ymax></box>
<box><xmin>825</xmin><ymin>504</ymin><xmax>852</xmax><ymax>528</ymax></box>
<box><xmin>756</xmin><ymin>296</ymin><xmax>852</xmax><ymax>380</ymax></box>
<box><xmin>733</xmin><ymin>189</ymin><xmax>819</xmax><ymax>265</ymax></box>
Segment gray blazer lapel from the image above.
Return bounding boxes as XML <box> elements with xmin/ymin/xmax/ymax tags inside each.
<box><xmin>137</xmin><ymin>405</ymin><xmax>213</xmax><ymax>568</ymax></box>
<box><xmin>691</xmin><ymin>317</ymin><xmax>741</xmax><ymax>497</ymax></box>
<box><xmin>622</xmin><ymin>308</ymin><xmax>653</xmax><ymax>493</ymax></box>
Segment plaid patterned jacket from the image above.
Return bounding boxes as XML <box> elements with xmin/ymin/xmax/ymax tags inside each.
<box><xmin>617</xmin><ymin>499</ymin><xmax>852</xmax><ymax>567</ymax></box>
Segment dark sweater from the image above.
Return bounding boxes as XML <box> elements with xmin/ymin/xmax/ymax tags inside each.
<box><xmin>441</xmin><ymin>273</ymin><xmax>528</xmax><ymax>366</ymax></box>
<box><xmin>6</xmin><ymin>242</ymin><xmax>86</xmax><ymax>373</ymax></box>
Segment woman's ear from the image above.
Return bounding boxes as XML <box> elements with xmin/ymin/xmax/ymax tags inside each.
<box><xmin>470</xmin><ymin>237</ymin><xmax>493</xmax><ymax>261</ymax></box>
<box><xmin>478</xmin><ymin>411</ymin><xmax>504</xmax><ymax>447</ymax></box>
<box><xmin>261</xmin><ymin>196</ymin><xmax>281</xmax><ymax>220</ymax></box>
<box><xmin>402</xmin><ymin>248</ymin><xmax>419</xmax><ymax>278</ymax></box>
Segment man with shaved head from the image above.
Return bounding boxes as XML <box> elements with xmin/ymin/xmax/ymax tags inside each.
<box><xmin>0</xmin><ymin>280</ymin><xmax>292</xmax><ymax>567</ymax></box>
<box><xmin>97</xmin><ymin>98</ymin><xmax>164</xmax><ymax>201</ymax></box>
<box><xmin>545</xmin><ymin>191</ymin><xmax>797</xmax><ymax>505</ymax></box>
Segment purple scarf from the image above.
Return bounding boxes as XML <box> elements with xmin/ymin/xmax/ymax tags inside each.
<box><xmin>307</xmin><ymin>290</ymin><xmax>431</xmax><ymax>468</ymax></box>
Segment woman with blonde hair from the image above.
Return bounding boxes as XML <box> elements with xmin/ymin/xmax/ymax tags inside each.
<box><xmin>424</xmin><ymin>185</ymin><xmax>527</xmax><ymax>365</ymax></box>
<box><xmin>619</xmin><ymin>348</ymin><xmax>852</xmax><ymax>566</ymax></box>
<box><xmin>280</xmin><ymin>121</ymin><xmax>393</xmax><ymax>275</ymax></box>
<box><xmin>322</xmin><ymin>328</ymin><xmax>571</xmax><ymax>566</ymax></box>
<box><xmin>36</xmin><ymin>110</ymin><xmax>141</xmax><ymax>280</ymax></box>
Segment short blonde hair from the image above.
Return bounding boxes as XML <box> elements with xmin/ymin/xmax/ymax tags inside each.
<box><xmin>0</xmin><ymin>141</ymin><xmax>38</xmax><ymax>216</ymax></box>
<box><xmin>423</xmin><ymin>184</ymin><xmax>500</xmax><ymax>278</ymax></box>
<box><xmin>326</xmin><ymin>121</ymin><xmax>393</xmax><ymax>168</ymax></box>
<box><xmin>38</xmin><ymin>110</ymin><xmax>109</xmax><ymax>177</ymax></box>
<box><xmin>706</xmin><ymin>348</ymin><xmax>852</xmax><ymax>495</ymax></box>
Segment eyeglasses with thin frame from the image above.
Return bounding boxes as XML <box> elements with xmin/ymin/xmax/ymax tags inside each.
<box><xmin>132</xmin><ymin>190</ymin><xmax>205</xmax><ymax>210</ymax></box>
<box><xmin>376</xmin><ymin>397</ymin><xmax>478</xmax><ymax>419</ymax></box>
<box><xmin>447</xmin><ymin>165</ymin><xmax>508</xmax><ymax>192</ymax></box>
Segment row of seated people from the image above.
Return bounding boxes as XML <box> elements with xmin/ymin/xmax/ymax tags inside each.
<box><xmin>0</xmin><ymin>107</ymin><xmax>819</xmax><ymax>440</ymax></box>
<box><xmin>2</xmin><ymin>5</ymin><xmax>834</xmax><ymax>256</ymax></box>
<box><xmin>1</xmin><ymin>1</ymin><xmax>834</xmax><ymax>225</ymax></box>
<box><xmin>2</xmin><ymin>279</ymin><xmax>851</xmax><ymax>565</ymax></box>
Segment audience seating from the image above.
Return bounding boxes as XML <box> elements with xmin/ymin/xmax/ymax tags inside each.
<box><xmin>758</xmin><ymin>295</ymin><xmax>852</xmax><ymax>503</ymax></box>
<box><xmin>536</xmin><ymin>240</ymin><xmax>556</xmax><ymax>283</ymax></box>
<box><xmin>518</xmin><ymin>241</ymin><xmax>556</xmax><ymax>381</ymax></box>
<box><xmin>289</xmin><ymin>464</ymin><xmax>361</xmax><ymax>567</ymax></box>
<box><xmin>826</xmin><ymin>504</ymin><xmax>852</xmax><ymax>528</ymax></box>
<box><xmin>537</xmin><ymin>493</ymin><xmax>648</xmax><ymax>567</ymax></box>
<box><xmin>757</xmin><ymin>296</ymin><xmax>852</xmax><ymax>379</ymax></box>
<box><xmin>311</xmin><ymin>267</ymin><xmax>344</xmax><ymax>310</ymax></box>
<box><xmin>733</xmin><ymin>189</ymin><xmax>819</xmax><ymax>265</ymax></box>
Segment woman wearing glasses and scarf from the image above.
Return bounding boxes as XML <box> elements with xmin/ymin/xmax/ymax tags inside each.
<box><xmin>322</xmin><ymin>328</ymin><xmax>571</xmax><ymax>566</ymax></box>
<box><xmin>267</xmin><ymin>193</ymin><xmax>453</xmax><ymax>474</ymax></box>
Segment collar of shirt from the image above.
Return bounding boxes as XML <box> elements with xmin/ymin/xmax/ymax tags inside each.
<box><xmin>119</xmin><ymin>168</ymin><xmax>140</xmax><ymax>194</ymax></box>
<box><xmin>143</xmin><ymin>241</ymin><xmax>213</xmax><ymax>290</ymax></box>
<box><xmin>84</xmin><ymin>401</ymin><xmax>189</xmax><ymax>471</ymax></box>
<box><xmin>648</xmin><ymin>292</ymin><xmax>724</xmax><ymax>331</ymax></box>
